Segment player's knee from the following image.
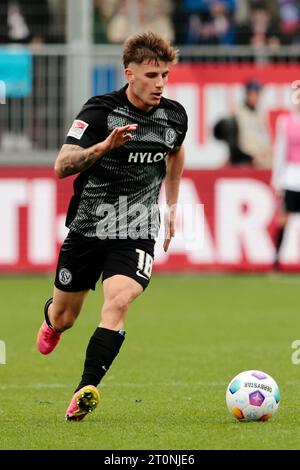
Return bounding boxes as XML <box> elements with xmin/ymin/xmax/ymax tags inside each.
<box><xmin>108</xmin><ymin>295</ymin><xmax>129</xmax><ymax>315</ymax></box>
<box><xmin>118</xmin><ymin>288</ymin><xmax>139</xmax><ymax>309</ymax></box>
<box><xmin>105</xmin><ymin>290</ymin><xmax>135</xmax><ymax>315</ymax></box>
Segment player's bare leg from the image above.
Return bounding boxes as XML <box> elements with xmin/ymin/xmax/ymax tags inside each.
<box><xmin>37</xmin><ymin>288</ymin><xmax>88</xmax><ymax>355</ymax></box>
<box><xmin>65</xmin><ymin>275</ymin><xmax>143</xmax><ymax>421</ymax></box>
<box><xmin>48</xmin><ymin>288</ymin><xmax>89</xmax><ymax>331</ymax></box>
<box><xmin>100</xmin><ymin>274</ymin><xmax>143</xmax><ymax>330</ymax></box>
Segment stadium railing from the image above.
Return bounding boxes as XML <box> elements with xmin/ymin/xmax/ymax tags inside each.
<box><xmin>0</xmin><ymin>44</ymin><xmax>299</xmax><ymax>165</ymax></box>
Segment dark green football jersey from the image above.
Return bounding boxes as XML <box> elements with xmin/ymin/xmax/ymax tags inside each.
<box><xmin>64</xmin><ymin>85</ymin><xmax>188</xmax><ymax>239</ymax></box>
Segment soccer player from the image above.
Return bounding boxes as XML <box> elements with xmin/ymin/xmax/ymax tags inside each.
<box><xmin>37</xmin><ymin>31</ymin><xmax>188</xmax><ymax>421</ymax></box>
<box><xmin>272</xmin><ymin>103</ymin><xmax>300</xmax><ymax>268</ymax></box>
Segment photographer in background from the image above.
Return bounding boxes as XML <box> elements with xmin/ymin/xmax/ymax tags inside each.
<box><xmin>214</xmin><ymin>80</ymin><xmax>271</xmax><ymax>167</ymax></box>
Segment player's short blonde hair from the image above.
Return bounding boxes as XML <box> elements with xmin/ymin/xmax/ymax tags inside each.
<box><xmin>123</xmin><ymin>31</ymin><xmax>178</xmax><ymax>68</ymax></box>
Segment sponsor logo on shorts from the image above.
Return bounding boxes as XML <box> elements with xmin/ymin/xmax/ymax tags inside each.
<box><xmin>67</xmin><ymin>119</ymin><xmax>89</xmax><ymax>139</ymax></box>
<box><xmin>59</xmin><ymin>268</ymin><xmax>72</xmax><ymax>285</ymax></box>
<box><xmin>136</xmin><ymin>270</ymin><xmax>149</xmax><ymax>280</ymax></box>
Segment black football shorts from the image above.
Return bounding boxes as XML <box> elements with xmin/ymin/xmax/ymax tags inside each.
<box><xmin>55</xmin><ymin>231</ymin><xmax>155</xmax><ymax>292</ymax></box>
<box><xmin>284</xmin><ymin>189</ymin><xmax>300</xmax><ymax>213</ymax></box>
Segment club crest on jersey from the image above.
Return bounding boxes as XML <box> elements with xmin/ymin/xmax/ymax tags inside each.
<box><xmin>165</xmin><ymin>127</ymin><xmax>176</xmax><ymax>145</ymax></box>
<box><xmin>67</xmin><ymin>119</ymin><xmax>89</xmax><ymax>139</ymax></box>
<box><xmin>59</xmin><ymin>268</ymin><xmax>72</xmax><ymax>285</ymax></box>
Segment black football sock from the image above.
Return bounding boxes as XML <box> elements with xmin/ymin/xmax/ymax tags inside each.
<box><xmin>274</xmin><ymin>226</ymin><xmax>285</xmax><ymax>262</ymax></box>
<box><xmin>75</xmin><ymin>327</ymin><xmax>125</xmax><ymax>392</ymax></box>
<box><xmin>44</xmin><ymin>298</ymin><xmax>54</xmax><ymax>329</ymax></box>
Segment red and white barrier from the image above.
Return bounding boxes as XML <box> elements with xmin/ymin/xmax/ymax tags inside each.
<box><xmin>1</xmin><ymin>167</ymin><xmax>300</xmax><ymax>273</ymax></box>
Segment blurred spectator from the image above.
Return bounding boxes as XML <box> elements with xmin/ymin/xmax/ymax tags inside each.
<box><xmin>277</xmin><ymin>0</ymin><xmax>300</xmax><ymax>45</ymax></box>
<box><xmin>0</xmin><ymin>1</ymin><xmax>53</xmax><ymax>151</ymax></box>
<box><xmin>0</xmin><ymin>0</ymin><xmax>52</xmax><ymax>44</ymax></box>
<box><xmin>235</xmin><ymin>0</ymin><xmax>250</xmax><ymax>24</ymax></box>
<box><xmin>174</xmin><ymin>0</ymin><xmax>236</xmax><ymax>45</ymax></box>
<box><xmin>48</xmin><ymin>0</ymin><xmax>66</xmax><ymax>43</ymax></box>
<box><xmin>106</xmin><ymin>0</ymin><xmax>132</xmax><ymax>43</ymax></box>
<box><xmin>235</xmin><ymin>0</ymin><xmax>279</xmax><ymax>25</ymax></box>
<box><xmin>272</xmin><ymin>102</ymin><xmax>300</xmax><ymax>268</ymax></box>
<box><xmin>94</xmin><ymin>0</ymin><xmax>300</xmax><ymax>46</ymax></box>
<box><xmin>99</xmin><ymin>0</ymin><xmax>174</xmax><ymax>44</ymax></box>
<box><xmin>94</xmin><ymin>0</ymin><xmax>113</xmax><ymax>44</ymax></box>
<box><xmin>235</xmin><ymin>1</ymin><xmax>281</xmax><ymax>48</ymax></box>
<box><xmin>213</xmin><ymin>80</ymin><xmax>271</xmax><ymax>167</ymax></box>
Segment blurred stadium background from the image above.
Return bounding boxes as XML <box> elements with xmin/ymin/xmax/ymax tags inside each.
<box><xmin>1</xmin><ymin>0</ymin><xmax>300</xmax><ymax>273</ymax></box>
<box><xmin>1</xmin><ymin>0</ymin><xmax>300</xmax><ymax>450</ymax></box>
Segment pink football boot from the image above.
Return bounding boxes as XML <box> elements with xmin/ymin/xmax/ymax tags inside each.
<box><xmin>37</xmin><ymin>321</ymin><xmax>61</xmax><ymax>355</ymax></box>
<box><xmin>37</xmin><ymin>298</ymin><xmax>61</xmax><ymax>354</ymax></box>
<box><xmin>65</xmin><ymin>385</ymin><xmax>100</xmax><ymax>421</ymax></box>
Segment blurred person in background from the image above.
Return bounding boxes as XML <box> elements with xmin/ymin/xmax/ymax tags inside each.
<box><xmin>103</xmin><ymin>0</ymin><xmax>174</xmax><ymax>44</ymax></box>
<box><xmin>271</xmin><ymin>100</ymin><xmax>300</xmax><ymax>269</ymax></box>
<box><xmin>213</xmin><ymin>80</ymin><xmax>271</xmax><ymax>167</ymax></box>
<box><xmin>277</xmin><ymin>0</ymin><xmax>300</xmax><ymax>45</ymax></box>
<box><xmin>0</xmin><ymin>0</ymin><xmax>52</xmax><ymax>44</ymax></box>
<box><xmin>235</xmin><ymin>0</ymin><xmax>279</xmax><ymax>27</ymax></box>
<box><xmin>173</xmin><ymin>0</ymin><xmax>236</xmax><ymax>45</ymax></box>
<box><xmin>0</xmin><ymin>0</ymin><xmax>53</xmax><ymax>151</ymax></box>
<box><xmin>48</xmin><ymin>0</ymin><xmax>66</xmax><ymax>43</ymax></box>
<box><xmin>235</xmin><ymin>0</ymin><xmax>281</xmax><ymax>48</ymax></box>
<box><xmin>94</xmin><ymin>0</ymin><xmax>109</xmax><ymax>43</ymax></box>
<box><xmin>235</xmin><ymin>0</ymin><xmax>300</xmax><ymax>45</ymax></box>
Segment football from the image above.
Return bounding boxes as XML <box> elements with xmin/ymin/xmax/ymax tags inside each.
<box><xmin>226</xmin><ymin>370</ymin><xmax>281</xmax><ymax>421</ymax></box>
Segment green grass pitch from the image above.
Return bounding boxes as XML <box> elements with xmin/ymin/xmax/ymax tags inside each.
<box><xmin>0</xmin><ymin>274</ymin><xmax>300</xmax><ymax>450</ymax></box>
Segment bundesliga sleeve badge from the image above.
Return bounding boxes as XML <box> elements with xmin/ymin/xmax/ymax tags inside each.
<box><xmin>67</xmin><ymin>119</ymin><xmax>89</xmax><ymax>139</ymax></box>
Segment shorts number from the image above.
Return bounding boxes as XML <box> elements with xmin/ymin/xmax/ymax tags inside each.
<box><xmin>136</xmin><ymin>249</ymin><xmax>153</xmax><ymax>278</ymax></box>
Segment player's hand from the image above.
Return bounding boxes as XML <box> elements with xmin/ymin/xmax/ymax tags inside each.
<box><xmin>271</xmin><ymin>184</ymin><xmax>283</xmax><ymax>198</ymax></box>
<box><xmin>100</xmin><ymin>124</ymin><xmax>138</xmax><ymax>153</ymax></box>
<box><xmin>163</xmin><ymin>205</ymin><xmax>176</xmax><ymax>252</ymax></box>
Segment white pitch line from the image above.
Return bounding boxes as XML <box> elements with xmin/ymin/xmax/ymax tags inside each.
<box><xmin>266</xmin><ymin>275</ymin><xmax>300</xmax><ymax>284</ymax></box>
<box><xmin>0</xmin><ymin>380</ymin><xmax>296</xmax><ymax>391</ymax></box>
<box><xmin>0</xmin><ymin>383</ymin><xmax>72</xmax><ymax>390</ymax></box>
<box><xmin>0</xmin><ymin>381</ymin><xmax>228</xmax><ymax>390</ymax></box>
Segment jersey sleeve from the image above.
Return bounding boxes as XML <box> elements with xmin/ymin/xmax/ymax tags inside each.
<box><xmin>64</xmin><ymin>104</ymin><xmax>107</xmax><ymax>149</ymax></box>
<box><xmin>175</xmin><ymin>104</ymin><xmax>188</xmax><ymax>147</ymax></box>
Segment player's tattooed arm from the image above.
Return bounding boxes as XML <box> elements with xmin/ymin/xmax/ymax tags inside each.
<box><xmin>54</xmin><ymin>144</ymin><xmax>96</xmax><ymax>177</ymax></box>
<box><xmin>55</xmin><ymin>124</ymin><xmax>138</xmax><ymax>178</ymax></box>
